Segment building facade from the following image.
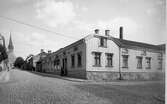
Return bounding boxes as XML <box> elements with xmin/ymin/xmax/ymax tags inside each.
<box><xmin>41</xmin><ymin>28</ymin><xmax>165</xmax><ymax>80</ymax></box>
<box><xmin>32</xmin><ymin>49</ymin><xmax>47</xmax><ymax>71</ymax></box>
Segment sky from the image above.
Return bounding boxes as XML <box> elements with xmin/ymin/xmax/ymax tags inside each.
<box><xmin>0</xmin><ymin>0</ymin><xmax>166</xmax><ymax>58</ymax></box>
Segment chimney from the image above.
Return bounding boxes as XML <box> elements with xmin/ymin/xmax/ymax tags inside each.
<box><xmin>94</xmin><ymin>29</ymin><xmax>99</xmax><ymax>34</ymax></box>
<box><xmin>105</xmin><ymin>30</ymin><xmax>110</xmax><ymax>36</ymax></box>
<box><xmin>119</xmin><ymin>26</ymin><xmax>123</xmax><ymax>39</ymax></box>
<box><xmin>48</xmin><ymin>50</ymin><xmax>51</xmax><ymax>54</ymax></box>
<box><xmin>41</xmin><ymin>49</ymin><xmax>44</xmax><ymax>53</ymax></box>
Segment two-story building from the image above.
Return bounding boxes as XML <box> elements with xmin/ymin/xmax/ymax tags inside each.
<box><xmin>41</xmin><ymin>27</ymin><xmax>165</xmax><ymax>80</ymax></box>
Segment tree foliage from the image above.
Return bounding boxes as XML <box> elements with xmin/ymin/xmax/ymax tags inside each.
<box><xmin>14</xmin><ymin>57</ymin><xmax>25</xmax><ymax>68</ymax></box>
<box><xmin>0</xmin><ymin>44</ymin><xmax>8</xmax><ymax>63</ymax></box>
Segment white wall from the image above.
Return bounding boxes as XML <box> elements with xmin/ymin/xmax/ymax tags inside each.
<box><xmin>85</xmin><ymin>35</ymin><xmax>165</xmax><ymax>73</ymax></box>
<box><xmin>120</xmin><ymin>48</ymin><xmax>165</xmax><ymax>72</ymax></box>
<box><xmin>85</xmin><ymin>35</ymin><xmax>119</xmax><ymax>72</ymax></box>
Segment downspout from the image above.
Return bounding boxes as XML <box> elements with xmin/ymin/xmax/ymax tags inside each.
<box><xmin>119</xmin><ymin>47</ymin><xmax>122</xmax><ymax>80</ymax></box>
<box><xmin>119</xmin><ymin>26</ymin><xmax>123</xmax><ymax>80</ymax></box>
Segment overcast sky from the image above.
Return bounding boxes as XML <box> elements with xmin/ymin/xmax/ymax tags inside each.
<box><xmin>0</xmin><ymin>0</ymin><xmax>166</xmax><ymax>58</ymax></box>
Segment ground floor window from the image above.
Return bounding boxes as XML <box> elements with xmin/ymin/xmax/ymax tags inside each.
<box><xmin>77</xmin><ymin>52</ymin><xmax>82</xmax><ymax>67</ymax></box>
<box><xmin>92</xmin><ymin>52</ymin><xmax>101</xmax><ymax>67</ymax></box>
<box><xmin>54</xmin><ymin>59</ymin><xmax>60</xmax><ymax>70</ymax></box>
<box><xmin>122</xmin><ymin>55</ymin><xmax>128</xmax><ymax>68</ymax></box>
<box><xmin>106</xmin><ymin>53</ymin><xmax>113</xmax><ymax>67</ymax></box>
<box><xmin>145</xmin><ymin>57</ymin><xmax>151</xmax><ymax>69</ymax></box>
<box><xmin>158</xmin><ymin>60</ymin><xmax>162</xmax><ymax>70</ymax></box>
<box><xmin>71</xmin><ymin>54</ymin><xmax>75</xmax><ymax>68</ymax></box>
<box><xmin>136</xmin><ymin>56</ymin><xmax>143</xmax><ymax>69</ymax></box>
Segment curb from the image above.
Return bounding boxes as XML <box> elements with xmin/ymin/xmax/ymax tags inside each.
<box><xmin>31</xmin><ymin>71</ymin><xmax>88</xmax><ymax>82</ymax></box>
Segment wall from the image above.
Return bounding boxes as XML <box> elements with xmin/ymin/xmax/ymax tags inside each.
<box><xmin>85</xmin><ymin>35</ymin><xmax>165</xmax><ymax>80</ymax></box>
<box><xmin>42</xmin><ymin>40</ymin><xmax>87</xmax><ymax>79</ymax></box>
<box><xmin>120</xmin><ymin>48</ymin><xmax>164</xmax><ymax>72</ymax></box>
<box><xmin>85</xmin><ymin>35</ymin><xmax>119</xmax><ymax>72</ymax></box>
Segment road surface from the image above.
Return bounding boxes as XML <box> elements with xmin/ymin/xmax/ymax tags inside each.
<box><xmin>0</xmin><ymin>69</ymin><xmax>165</xmax><ymax>104</ymax></box>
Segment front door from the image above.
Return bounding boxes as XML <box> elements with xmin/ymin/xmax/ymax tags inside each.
<box><xmin>61</xmin><ymin>58</ymin><xmax>68</xmax><ymax>76</ymax></box>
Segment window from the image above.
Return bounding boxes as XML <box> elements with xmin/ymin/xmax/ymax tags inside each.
<box><xmin>93</xmin><ymin>52</ymin><xmax>101</xmax><ymax>66</ymax></box>
<box><xmin>136</xmin><ymin>56</ymin><xmax>143</xmax><ymax>69</ymax></box>
<box><xmin>122</xmin><ymin>55</ymin><xmax>128</xmax><ymax>68</ymax></box>
<box><xmin>158</xmin><ymin>60</ymin><xmax>162</xmax><ymax>70</ymax></box>
<box><xmin>146</xmin><ymin>57</ymin><xmax>151</xmax><ymax>69</ymax></box>
<box><xmin>71</xmin><ymin>54</ymin><xmax>75</xmax><ymax>67</ymax></box>
<box><xmin>106</xmin><ymin>53</ymin><xmax>113</xmax><ymax>67</ymax></box>
<box><xmin>100</xmin><ymin>37</ymin><xmax>107</xmax><ymax>47</ymax></box>
<box><xmin>157</xmin><ymin>53</ymin><xmax>163</xmax><ymax>70</ymax></box>
<box><xmin>54</xmin><ymin>59</ymin><xmax>60</xmax><ymax>70</ymax></box>
<box><xmin>77</xmin><ymin>52</ymin><xmax>82</xmax><ymax>67</ymax></box>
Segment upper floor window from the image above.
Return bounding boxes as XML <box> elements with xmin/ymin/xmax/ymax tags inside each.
<box><xmin>99</xmin><ymin>37</ymin><xmax>107</xmax><ymax>47</ymax></box>
<box><xmin>136</xmin><ymin>56</ymin><xmax>143</xmax><ymax>69</ymax></box>
<box><xmin>71</xmin><ymin>54</ymin><xmax>75</xmax><ymax>68</ymax></box>
<box><xmin>146</xmin><ymin>57</ymin><xmax>151</xmax><ymax>69</ymax></box>
<box><xmin>122</xmin><ymin>55</ymin><xmax>128</xmax><ymax>68</ymax></box>
<box><xmin>92</xmin><ymin>52</ymin><xmax>101</xmax><ymax>67</ymax></box>
<box><xmin>106</xmin><ymin>53</ymin><xmax>113</xmax><ymax>67</ymax></box>
<box><xmin>77</xmin><ymin>52</ymin><xmax>82</xmax><ymax>67</ymax></box>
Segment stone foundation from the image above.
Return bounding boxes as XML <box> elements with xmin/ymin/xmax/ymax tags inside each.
<box><xmin>86</xmin><ymin>71</ymin><xmax>165</xmax><ymax>81</ymax></box>
<box><xmin>67</xmin><ymin>70</ymin><xmax>86</xmax><ymax>79</ymax></box>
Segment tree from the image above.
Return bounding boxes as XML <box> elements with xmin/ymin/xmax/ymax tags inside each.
<box><xmin>14</xmin><ymin>57</ymin><xmax>25</xmax><ymax>68</ymax></box>
<box><xmin>21</xmin><ymin>54</ymin><xmax>34</xmax><ymax>71</ymax></box>
<box><xmin>0</xmin><ymin>44</ymin><xmax>8</xmax><ymax>63</ymax></box>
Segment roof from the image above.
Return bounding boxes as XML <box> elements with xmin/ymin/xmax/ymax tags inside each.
<box><xmin>44</xmin><ymin>34</ymin><xmax>165</xmax><ymax>59</ymax></box>
<box><xmin>8</xmin><ymin>34</ymin><xmax>14</xmax><ymax>50</ymax></box>
<box><xmin>110</xmin><ymin>37</ymin><xmax>165</xmax><ymax>51</ymax></box>
<box><xmin>53</xmin><ymin>38</ymin><xmax>84</xmax><ymax>54</ymax></box>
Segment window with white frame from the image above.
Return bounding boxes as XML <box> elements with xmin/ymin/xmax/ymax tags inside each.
<box><xmin>92</xmin><ymin>52</ymin><xmax>101</xmax><ymax>66</ymax></box>
<box><xmin>99</xmin><ymin>37</ymin><xmax>107</xmax><ymax>47</ymax></box>
<box><xmin>106</xmin><ymin>53</ymin><xmax>113</xmax><ymax>67</ymax></box>
<box><xmin>122</xmin><ymin>55</ymin><xmax>128</xmax><ymax>68</ymax></box>
<box><xmin>136</xmin><ymin>56</ymin><xmax>143</xmax><ymax>69</ymax></box>
<box><xmin>158</xmin><ymin>60</ymin><xmax>162</xmax><ymax>70</ymax></box>
<box><xmin>145</xmin><ymin>57</ymin><xmax>151</xmax><ymax>69</ymax></box>
<box><xmin>158</xmin><ymin>53</ymin><xmax>163</xmax><ymax>70</ymax></box>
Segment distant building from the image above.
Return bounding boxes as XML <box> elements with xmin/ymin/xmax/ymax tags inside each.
<box><xmin>41</xmin><ymin>27</ymin><xmax>165</xmax><ymax>80</ymax></box>
<box><xmin>32</xmin><ymin>49</ymin><xmax>47</xmax><ymax>71</ymax></box>
<box><xmin>7</xmin><ymin>34</ymin><xmax>16</xmax><ymax>69</ymax></box>
<box><xmin>0</xmin><ymin>33</ymin><xmax>16</xmax><ymax>70</ymax></box>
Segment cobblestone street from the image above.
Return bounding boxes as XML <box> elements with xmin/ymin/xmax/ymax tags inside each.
<box><xmin>0</xmin><ymin>69</ymin><xmax>165</xmax><ymax>104</ymax></box>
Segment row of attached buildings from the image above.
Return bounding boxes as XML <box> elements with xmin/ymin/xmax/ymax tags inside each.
<box><xmin>32</xmin><ymin>27</ymin><xmax>166</xmax><ymax>80</ymax></box>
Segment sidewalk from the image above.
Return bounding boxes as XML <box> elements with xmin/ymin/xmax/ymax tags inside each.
<box><xmin>29</xmin><ymin>70</ymin><xmax>164</xmax><ymax>85</ymax></box>
<box><xmin>30</xmin><ymin>71</ymin><xmax>88</xmax><ymax>82</ymax></box>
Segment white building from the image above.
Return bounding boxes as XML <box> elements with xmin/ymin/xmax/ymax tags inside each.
<box><xmin>42</xmin><ymin>27</ymin><xmax>165</xmax><ymax>80</ymax></box>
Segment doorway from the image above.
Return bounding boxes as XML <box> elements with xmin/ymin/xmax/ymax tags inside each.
<box><xmin>61</xmin><ymin>58</ymin><xmax>68</xmax><ymax>76</ymax></box>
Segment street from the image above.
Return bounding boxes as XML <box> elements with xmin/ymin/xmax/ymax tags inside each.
<box><xmin>0</xmin><ymin>69</ymin><xmax>165</xmax><ymax>104</ymax></box>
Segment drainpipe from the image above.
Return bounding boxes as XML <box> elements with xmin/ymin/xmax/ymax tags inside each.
<box><xmin>119</xmin><ymin>26</ymin><xmax>123</xmax><ymax>80</ymax></box>
<box><xmin>119</xmin><ymin>47</ymin><xmax>122</xmax><ymax>80</ymax></box>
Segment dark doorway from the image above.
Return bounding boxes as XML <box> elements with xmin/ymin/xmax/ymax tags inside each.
<box><xmin>61</xmin><ymin>58</ymin><xmax>68</xmax><ymax>76</ymax></box>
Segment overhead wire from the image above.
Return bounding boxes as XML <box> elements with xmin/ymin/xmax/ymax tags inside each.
<box><xmin>0</xmin><ymin>15</ymin><xmax>79</xmax><ymax>40</ymax></box>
